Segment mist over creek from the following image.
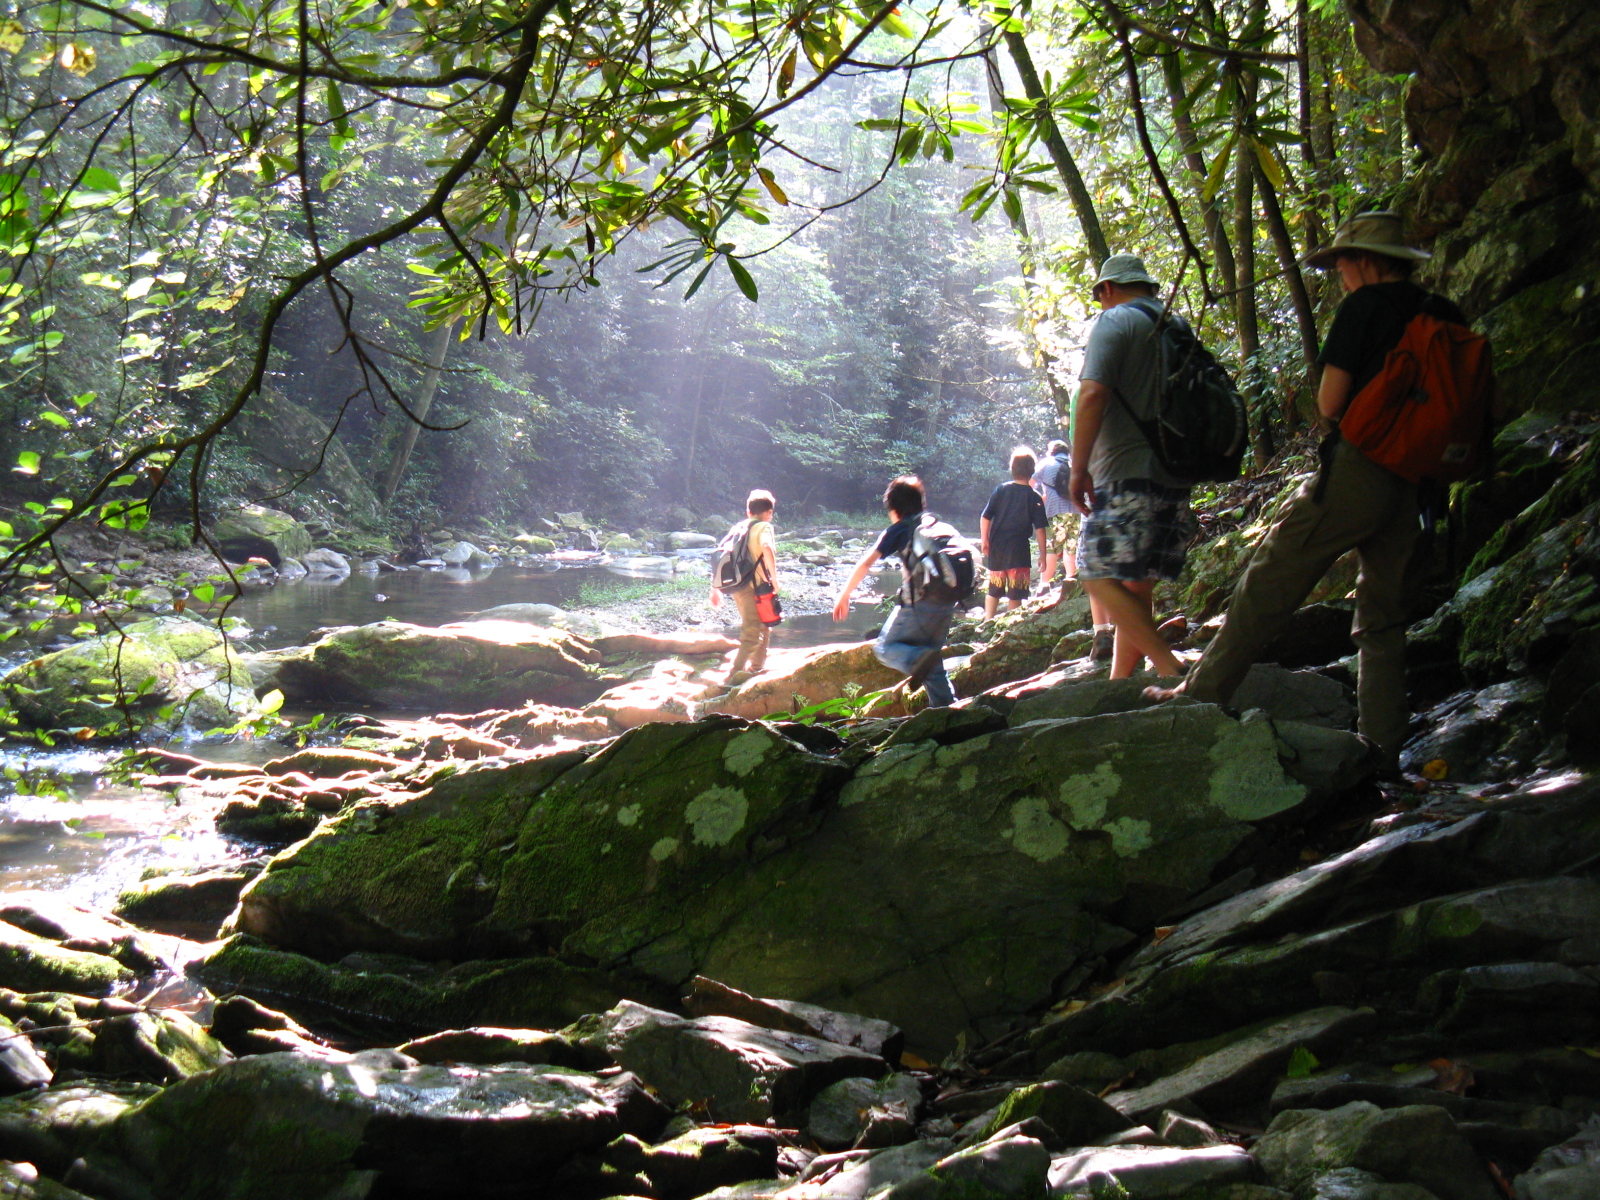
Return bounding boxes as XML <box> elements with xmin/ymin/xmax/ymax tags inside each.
<box><xmin>0</xmin><ymin>559</ymin><xmax>895</xmax><ymax>907</ymax></box>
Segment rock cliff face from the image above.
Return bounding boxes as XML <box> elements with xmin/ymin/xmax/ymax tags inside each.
<box><xmin>1350</xmin><ymin>0</ymin><xmax>1600</xmax><ymax>412</ymax></box>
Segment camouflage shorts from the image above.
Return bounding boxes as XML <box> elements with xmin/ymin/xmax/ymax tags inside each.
<box><xmin>1076</xmin><ymin>480</ymin><xmax>1198</xmax><ymax>583</ymax></box>
<box><xmin>1046</xmin><ymin>512</ymin><xmax>1081</xmax><ymax>557</ymax></box>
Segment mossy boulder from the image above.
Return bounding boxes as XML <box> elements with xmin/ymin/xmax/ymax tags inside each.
<box><xmin>704</xmin><ymin>644</ymin><xmax>903</xmax><ymax>719</ymax></box>
<box><xmin>232</xmin><ymin>706</ymin><xmax>1311</xmax><ymax>1054</ymax></box>
<box><xmin>512</xmin><ymin>533</ymin><xmax>558</xmax><ymax>554</ymax></box>
<box><xmin>951</xmin><ymin>593</ymin><xmax>1092</xmax><ymax>695</ymax></box>
<box><xmin>0</xmin><ymin>616</ymin><xmax>261</xmax><ymax>737</ymax></box>
<box><xmin>78</xmin><ymin>1051</ymin><xmax>670</xmax><ymax>1200</ymax></box>
<box><xmin>270</xmin><ymin>620</ymin><xmax>609</xmax><ymax>710</ymax></box>
<box><xmin>210</xmin><ymin>504</ymin><xmax>313</xmax><ymax>566</ymax></box>
<box><xmin>0</xmin><ymin>1081</ymin><xmax>162</xmax><ymax>1178</ymax></box>
<box><xmin>0</xmin><ymin>924</ymin><xmax>134</xmax><ymax>996</ymax></box>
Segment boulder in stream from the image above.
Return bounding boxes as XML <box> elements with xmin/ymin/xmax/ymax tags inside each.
<box><xmin>703</xmin><ymin>643</ymin><xmax>903</xmax><ymax>719</ymax></box>
<box><xmin>270</xmin><ymin>620</ymin><xmax>609</xmax><ymax>709</ymax></box>
<box><xmin>210</xmin><ymin>504</ymin><xmax>312</xmax><ymax>566</ymax></box>
<box><xmin>0</xmin><ymin>616</ymin><xmax>261</xmax><ymax>737</ymax></box>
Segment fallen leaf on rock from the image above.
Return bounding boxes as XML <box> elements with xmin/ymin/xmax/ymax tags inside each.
<box><xmin>1286</xmin><ymin>1046</ymin><xmax>1320</xmax><ymax>1078</ymax></box>
<box><xmin>900</xmin><ymin>1052</ymin><xmax>932</xmax><ymax>1069</ymax></box>
<box><xmin>1151</xmin><ymin>926</ymin><xmax>1175</xmax><ymax>946</ymax></box>
<box><xmin>1423</xmin><ymin>758</ymin><xmax>1449</xmax><ymax>780</ymax></box>
<box><xmin>1429</xmin><ymin>1057</ymin><xmax>1474</xmax><ymax>1094</ymax></box>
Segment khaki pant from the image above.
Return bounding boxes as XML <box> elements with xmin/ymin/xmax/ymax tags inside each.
<box><xmin>729</xmin><ymin>584</ymin><xmax>770</xmax><ymax>674</ymax></box>
<box><xmin>1186</xmin><ymin>437</ymin><xmax>1420</xmax><ymax>760</ymax></box>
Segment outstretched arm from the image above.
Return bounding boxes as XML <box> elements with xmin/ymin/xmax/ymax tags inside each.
<box><xmin>832</xmin><ymin>550</ymin><xmax>882</xmax><ymax>621</ymax></box>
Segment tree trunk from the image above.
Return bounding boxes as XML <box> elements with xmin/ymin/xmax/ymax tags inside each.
<box><xmin>1233</xmin><ymin>131</ymin><xmax>1273</xmax><ymax>465</ymax></box>
<box><xmin>380</xmin><ymin>320</ymin><xmax>457</xmax><ymax>508</ymax></box>
<box><xmin>1162</xmin><ymin>54</ymin><xmax>1236</xmax><ymax>298</ymax></box>
<box><xmin>1255</xmin><ymin>158</ymin><xmax>1321</xmax><ymax>423</ymax></box>
<box><xmin>1000</xmin><ymin>26</ymin><xmax>1111</xmax><ymax>265</ymax></box>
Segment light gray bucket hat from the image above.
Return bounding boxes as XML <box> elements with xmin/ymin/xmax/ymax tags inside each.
<box><xmin>1303</xmin><ymin>210</ymin><xmax>1431</xmax><ymax>268</ymax></box>
<box><xmin>1093</xmin><ymin>253</ymin><xmax>1159</xmax><ymax>288</ymax></box>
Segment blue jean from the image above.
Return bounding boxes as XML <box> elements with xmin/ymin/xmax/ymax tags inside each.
<box><xmin>875</xmin><ymin>599</ymin><xmax>956</xmax><ymax>706</ymax></box>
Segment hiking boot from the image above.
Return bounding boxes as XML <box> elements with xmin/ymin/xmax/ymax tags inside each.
<box><xmin>1090</xmin><ymin>628</ymin><xmax>1115</xmax><ymax>663</ymax></box>
<box><xmin>905</xmin><ymin>646</ymin><xmax>941</xmax><ymax>691</ymax></box>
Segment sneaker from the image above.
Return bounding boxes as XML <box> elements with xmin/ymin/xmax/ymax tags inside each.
<box><xmin>905</xmin><ymin>646</ymin><xmax>942</xmax><ymax>691</ymax></box>
<box><xmin>1090</xmin><ymin>628</ymin><xmax>1115</xmax><ymax>663</ymax></box>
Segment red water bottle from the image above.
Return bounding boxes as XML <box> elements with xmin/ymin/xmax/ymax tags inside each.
<box><xmin>754</xmin><ymin>582</ymin><xmax>783</xmax><ymax>626</ymax></box>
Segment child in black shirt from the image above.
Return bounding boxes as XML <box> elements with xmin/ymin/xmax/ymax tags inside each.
<box><xmin>980</xmin><ymin>447</ymin><xmax>1048</xmax><ymax>617</ymax></box>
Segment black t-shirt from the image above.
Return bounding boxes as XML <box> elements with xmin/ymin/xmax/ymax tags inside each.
<box><xmin>981</xmin><ymin>481</ymin><xmax>1047</xmax><ymax>541</ymax></box>
<box><xmin>1319</xmin><ymin>281</ymin><xmax>1469</xmax><ymax>394</ymax></box>
<box><xmin>873</xmin><ymin>514</ymin><xmax>918</xmax><ymax>561</ymax></box>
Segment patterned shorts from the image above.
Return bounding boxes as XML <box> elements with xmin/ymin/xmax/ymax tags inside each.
<box><xmin>1046</xmin><ymin>512</ymin><xmax>1081</xmax><ymax>557</ymax></box>
<box><xmin>1076</xmin><ymin>480</ymin><xmax>1198</xmax><ymax>583</ymax></box>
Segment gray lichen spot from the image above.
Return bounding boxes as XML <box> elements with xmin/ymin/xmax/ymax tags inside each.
<box><xmin>841</xmin><ymin>743</ymin><xmax>931</xmax><ymax>806</ymax></box>
<box><xmin>1104</xmin><ymin>816</ymin><xmax>1153</xmax><ymax>858</ymax></box>
<box><xmin>1009</xmin><ymin>797</ymin><xmax>1071</xmax><ymax>862</ymax></box>
<box><xmin>958</xmin><ymin>764</ymin><xmax>979</xmax><ymax>793</ymax></box>
<box><xmin>1209</xmin><ymin>720</ymin><xmax>1307</xmax><ymax>819</ymax></box>
<box><xmin>615</xmin><ymin>803</ymin><xmax>642</xmax><ymax>827</ymax></box>
<box><xmin>649</xmin><ymin>837</ymin><xmax>680</xmax><ymax>862</ymax></box>
<box><xmin>684</xmin><ymin>786</ymin><xmax>749</xmax><ymax>847</ymax></box>
<box><xmin>1060</xmin><ymin>761</ymin><xmax>1122</xmax><ymax>829</ymax></box>
<box><xmin>722</xmin><ymin>728</ymin><xmax>771</xmax><ymax>778</ymax></box>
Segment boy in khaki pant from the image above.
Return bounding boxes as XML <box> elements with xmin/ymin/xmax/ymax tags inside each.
<box><xmin>710</xmin><ymin>490</ymin><xmax>778</xmax><ymax>685</ymax></box>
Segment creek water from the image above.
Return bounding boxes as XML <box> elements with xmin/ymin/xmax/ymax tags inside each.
<box><xmin>0</xmin><ymin>561</ymin><xmax>888</xmax><ymax>907</ymax></box>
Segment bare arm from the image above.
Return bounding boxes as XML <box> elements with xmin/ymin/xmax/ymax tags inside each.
<box><xmin>979</xmin><ymin>515</ymin><xmax>992</xmax><ymax>556</ymax></box>
<box><xmin>1316</xmin><ymin>363</ymin><xmax>1354</xmax><ymax>424</ymax></box>
<box><xmin>832</xmin><ymin>549</ymin><xmax>882</xmax><ymax>621</ymax></box>
<box><xmin>1069</xmin><ymin>379</ymin><xmax>1110</xmax><ymax>514</ymax></box>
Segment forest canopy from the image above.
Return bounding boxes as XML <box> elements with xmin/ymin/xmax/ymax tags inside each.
<box><xmin>0</xmin><ymin>0</ymin><xmax>1413</xmax><ymax>556</ymax></box>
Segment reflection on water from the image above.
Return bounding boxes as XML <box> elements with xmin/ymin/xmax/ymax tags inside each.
<box><xmin>0</xmin><ymin>562</ymin><xmax>890</xmax><ymax>901</ymax></box>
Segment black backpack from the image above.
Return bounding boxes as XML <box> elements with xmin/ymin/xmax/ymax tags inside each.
<box><xmin>711</xmin><ymin>519</ymin><xmax>760</xmax><ymax>593</ymax></box>
<box><xmin>1121</xmin><ymin>297</ymin><xmax>1248</xmax><ymax>484</ymax></box>
<box><xmin>1046</xmin><ymin>451</ymin><xmax>1072</xmax><ymax>500</ymax></box>
<box><xmin>901</xmin><ymin>514</ymin><xmax>977</xmax><ymax>605</ymax></box>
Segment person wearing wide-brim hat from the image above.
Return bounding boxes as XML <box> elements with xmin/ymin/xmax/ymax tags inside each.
<box><xmin>1144</xmin><ymin>210</ymin><xmax>1471</xmax><ymax>768</ymax></box>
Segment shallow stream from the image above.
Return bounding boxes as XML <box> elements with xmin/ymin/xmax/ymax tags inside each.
<box><xmin>0</xmin><ymin>560</ymin><xmax>888</xmax><ymax>906</ymax></box>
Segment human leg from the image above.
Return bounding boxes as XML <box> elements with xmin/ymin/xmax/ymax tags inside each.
<box><xmin>1352</xmin><ymin>490</ymin><xmax>1421</xmax><ymax>762</ymax></box>
<box><xmin>875</xmin><ymin>600</ymin><xmax>955</xmax><ymax>704</ymax></box>
<box><xmin>1082</xmin><ymin>578</ymin><xmax>1180</xmax><ymax>677</ymax></box>
<box><xmin>1181</xmin><ymin>441</ymin><xmax>1415</xmax><ymax>707</ymax></box>
<box><xmin>728</xmin><ymin>586</ymin><xmax>764</xmax><ymax>676</ymax></box>
<box><xmin>1004</xmin><ymin>567</ymin><xmax>1028</xmax><ymax>610</ymax></box>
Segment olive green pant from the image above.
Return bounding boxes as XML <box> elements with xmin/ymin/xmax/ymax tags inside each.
<box><xmin>1185</xmin><ymin>437</ymin><xmax>1420</xmax><ymax>760</ymax></box>
<box><xmin>729</xmin><ymin>584</ymin><xmax>770</xmax><ymax>674</ymax></box>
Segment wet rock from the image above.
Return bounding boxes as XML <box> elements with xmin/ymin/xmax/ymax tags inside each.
<box><xmin>950</xmin><ymin>593</ymin><xmax>1092</xmax><ymax>695</ymax></box>
<box><xmin>396</xmin><ymin>1026</ymin><xmax>601</xmax><ymax>1068</ymax></box>
<box><xmin>594</xmin><ymin>631</ymin><xmax>739</xmax><ymax>658</ymax></box>
<box><xmin>684</xmin><ymin>976</ymin><xmax>905</xmax><ymax>1061</ymax></box>
<box><xmin>1424</xmin><ymin>962</ymin><xmax>1599</xmax><ymax>1042</ymax></box>
<box><xmin>1513</xmin><ymin>1120</ymin><xmax>1600</xmax><ymax>1200</ymax></box>
<box><xmin>210</xmin><ymin>504</ymin><xmax>312</xmax><ymax>566</ymax></box>
<box><xmin>86</xmin><ymin>1011</ymin><xmax>231</xmax><ymax>1083</ymax></box>
<box><xmin>1231</xmin><ymin>664</ymin><xmax>1355</xmax><ymax>729</ymax></box>
<box><xmin>1273</xmin><ymin>719</ymin><xmax>1379</xmax><ymax>795</ymax></box>
<box><xmin>191</xmin><ymin>935</ymin><xmax>664</xmax><ymax>1040</ymax></box>
<box><xmin>593</xmin><ymin>1000</ymin><xmax>886</xmax><ymax>1123</ymax></box>
<box><xmin>115</xmin><ymin>869</ymin><xmax>254</xmax><ymax>938</ymax></box>
<box><xmin>1255</xmin><ymin>1102</ymin><xmax>1499</xmax><ymax>1200</ymax></box>
<box><xmin>440</xmin><ymin>540</ymin><xmax>491</xmax><ymax>567</ymax></box>
<box><xmin>0</xmin><ymin>1014</ymin><xmax>50</xmax><ymax>1094</ymax></box>
<box><xmin>1308</xmin><ymin>1168</ymin><xmax>1437</xmax><ymax>1200</ymax></box>
<box><xmin>271</xmin><ymin>620</ymin><xmax>607</xmax><ymax>709</ymax></box>
<box><xmin>0</xmin><ymin>894</ymin><xmax>165</xmax><ymax>974</ymax></box>
<box><xmin>897</xmin><ymin>1132</ymin><xmax>1050</xmax><ymax>1198</ymax></box>
<box><xmin>479</xmin><ymin>702</ymin><xmax>613</xmax><ymax>748</ymax></box>
<box><xmin>1158</xmin><ymin>1110</ymin><xmax>1224</xmax><ymax>1147</ymax></box>
<box><xmin>206</xmin><ymin>995</ymin><xmax>332</xmax><ymax>1058</ymax></box>
<box><xmin>800</xmin><ymin>1139</ymin><xmax>955</xmax><ymax>1198</ymax></box>
<box><xmin>276</xmin><ymin>556</ymin><xmax>307</xmax><ymax>579</ymax></box>
<box><xmin>1048</xmin><ymin>1144</ymin><xmax>1258</xmax><ymax>1198</ymax></box>
<box><xmin>231</xmin><ymin>704</ymin><xmax>1315</xmax><ymax>1052</ymax></box>
<box><xmin>1104</xmin><ymin>1007</ymin><xmax>1372</xmax><ymax>1125</ymax></box>
<box><xmin>0</xmin><ymin>925</ymin><xmax>132</xmax><ymax>998</ymax></box>
<box><xmin>512</xmin><ymin>533</ymin><xmax>558</xmax><ymax>554</ymax></box>
<box><xmin>1041</xmin><ymin>1050</ymin><xmax>1128</xmax><ymax>1092</ymax></box>
<box><xmin>878</xmin><ymin>703</ymin><xmax>1007</xmax><ymax>750</ymax></box>
<box><xmin>1400</xmin><ymin>679</ymin><xmax>1548</xmax><ymax>783</ymax></box>
<box><xmin>0</xmin><ymin>616</ymin><xmax>262</xmax><ymax>737</ymax></box>
<box><xmin>577</xmin><ymin>1125</ymin><xmax>780</xmax><ymax>1200</ymax></box>
<box><xmin>302</xmin><ymin>546</ymin><xmax>351</xmax><ymax>576</ymax></box>
<box><xmin>0</xmin><ymin>1160</ymin><xmax>93</xmax><ymax>1198</ymax></box>
<box><xmin>1258</xmin><ymin>603</ymin><xmax>1359</xmax><ymax>670</ymax></box>
<box><xmin>668</xmin><ymin>531</ymin><xmax>717</xmax><ymax>550</ymax></box>
<box><xmin>0</xmin><ymin>1081</ymin><xmax>161</xmax><ymax>1177</ymax></box>
<box><xmin>465</xmin><ymin>603</ymin><xmax>604</xmax><ymax>637</ymax></box>
<box><xmin>808</xmin><ymin>1074</ymin><xmax>923</xmax><ymax>1150</ymax></box>
<box><xmin>79</xmin><ymin>1051</ymin><xmax>670</xmax><ymax>1199</ymax></box>
<box><xmin>704</xmin><ymin>643</ymin><xmax>902</xmax><ymax>720</ymax></box>
<box><xmin>969</xmin><ymin>1081</ymin><xmax>1131</xmax><ymax>1147</ymax></box>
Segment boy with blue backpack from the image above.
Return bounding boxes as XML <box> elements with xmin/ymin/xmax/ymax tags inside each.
<box><xmin>709</xmin><ymin>489</ymin><xmax>779</xmax><ymax>685</ymax></box>
<box><xmin>832</xmin><ymin>475</ymin><xmax>975</xmax><ymax>707</ymax></box>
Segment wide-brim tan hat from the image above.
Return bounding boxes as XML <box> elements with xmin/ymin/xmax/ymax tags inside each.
<box><xmin>1093</xmin><ymin>253</ymin><xmax>1159</xmax><ymax>288</ymax></box>
<box><xmin>1303</xmin><ymin>210</ymin><xmax>1431</xmax><ymax>269</ymax></box>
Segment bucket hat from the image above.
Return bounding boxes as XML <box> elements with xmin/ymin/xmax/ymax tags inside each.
<box><xmin>1303</xmin><ymin>210</ymin><xmax>1430</xmax><ymax>269</ymax></box>
<box><xmin>1093</xmin><ymin>253</ymin><xmax>1159</xmax><ymax>289</ymax></box>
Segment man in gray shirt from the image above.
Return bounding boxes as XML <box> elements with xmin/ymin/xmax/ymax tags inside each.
<box><xmin>1066</xmin><ymin>254</ymin><xmax>1197</xmax><ymax>681</ymax></box>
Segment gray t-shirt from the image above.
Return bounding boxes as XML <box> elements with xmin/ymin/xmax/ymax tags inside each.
<box><xmin>1079</xmin><ymin>301</ymin><xmax>1185</xmax><ymax>490</ymax></box>
<box><xmin>1030</xmin><ymin>454</ymin><xmax>1073</xmax><ymax>518</ymax></box>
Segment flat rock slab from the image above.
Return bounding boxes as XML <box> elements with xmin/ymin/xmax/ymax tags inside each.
<box><xmin>396</xmin><ymin>1026</ymin><xmax>600</xmax><ymax>1068</ymax></box>
<box><xmin>0</xmin><ymin>1082</ymin><xmax>162</xmax><ymax>1178</ymax></box>
<box><xmin>1047</xmin><ymin>1144</ymin><xmax>1256</xmax><ymax>1198</ymax></box>
<box><xmin>1231</xmin><ymin>664</ymin><xmax>1354</xmax><ymax>728</ymax></box>
<box><xmin>595</xmin><ymin>632</ymin><xmax>739</xmax><ymax>658</ymax></box>
<box><xmin>597</xmin><ymin>1001</ymin><xmax>886</xmax><ymax>1123</ymax></box>
<box><xmin>685</xmin><ymin>976</ymin><xmax>905</xmax><ymax>1061</ymax></box>
<box><xmin>705</xmin><ymin>643</ymin><xmax>903</xmax><ymax>720</ymax></box>
<box><xmin>82</xmin><ymin>1051</ymin><xmax>669</xmax><ymax>1199</ymax></box>
<box><xmin>1105</xmin><ymin>1006</ymin><xmax>1371</xmax><ymax>1125</ymax></box>
<box><xmin>970</xmin><ymin>1082</ymin><xmax>1131</xmax><ymax>1148</ymax></box>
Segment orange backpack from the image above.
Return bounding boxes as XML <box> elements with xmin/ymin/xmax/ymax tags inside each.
<box><xmin>1338</xmin><ymin>310</ymin><xmax>1494</xmax><ymax>483</ymax></box>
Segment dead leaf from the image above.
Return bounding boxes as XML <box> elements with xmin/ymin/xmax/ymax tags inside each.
<box><xmin>1422</xmin><ymin>758</ymin><xmax>1449</xmax><ymax>781</ymax></box>
<box><xmin>1151</xmin><ymin>926</ymin><xmax>1176</xmax><ymax>946</ymax></box>
<box><xmin>1428</xmin><ymin>1057</ymin><xmax>1474</xmax><ymax>1095</ymax></box>
<box><xmin>899</xmin><ymin>1051</ymin><xmax>932</xmax><ymax>1070</ymax></box>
